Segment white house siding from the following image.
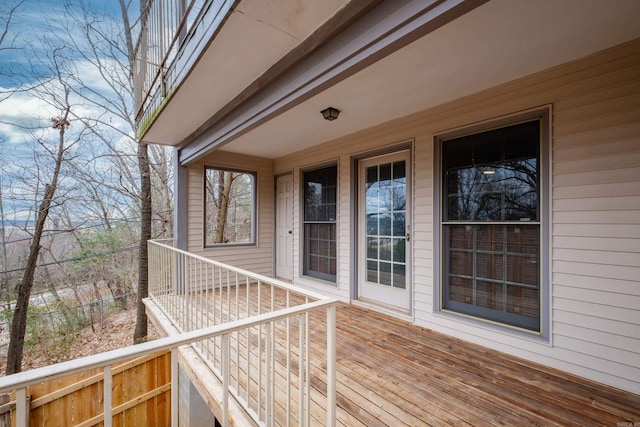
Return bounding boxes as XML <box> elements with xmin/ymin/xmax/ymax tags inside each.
<box><xmin>270</xmin><ymin>39</ymin><xmax>640</xmax><ymax>394</ymax></box>
<box><xmin>185</xmin><ymin>151</ymin><xmax>275</xmax><ymax>276</ymax></box>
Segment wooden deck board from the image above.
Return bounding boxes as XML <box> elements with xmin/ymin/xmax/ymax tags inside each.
<box><xmin>331</xmin><ymin>304</ymin><xmax>640</xmax><ymax>426</ymax></box>
<box><xmin>153</xmin><ymin>287</ymin><xmax>640</xmax><ymax>426</ymax></box>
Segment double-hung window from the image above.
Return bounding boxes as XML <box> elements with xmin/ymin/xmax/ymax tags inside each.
<box><xmin>440</xmin><ymin>117</ymin><xmax>545</xmax><ymax>332</ymax></box>
<box><xmin>303</xmin><ymin>165</ymin><xmax>337</xmax><ymax>282</ymax></box>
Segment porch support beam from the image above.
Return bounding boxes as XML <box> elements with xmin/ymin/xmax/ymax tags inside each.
<box><xmin>173</xmin><ymin>148</ymin><xmax>188</xmax><ymax>251</ymax></box>
<box><xmin>179</xmin><ymin>0</ymin><xmax>487</xmax><ymax>165</ymax></box>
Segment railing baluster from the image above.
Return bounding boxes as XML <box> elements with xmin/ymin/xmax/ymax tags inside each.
<box><xmin>226</xmin><ymin>270</ymin><xmax>230</xmax><ymax>323</ymax></box>
<box><xmin>221</xmin><ymin>333</ymin><xmax>230</xmax><ymax>427</ymax></box>
<box><xmin>265</xmin><ymin>322</ymin><xmax>273</xmax><ymax>427</ymax></box>
<box><xmin>305</xmin><ymin>306</ymin><xmax>310</xmax><ymax>427</ymax></box>
<box><xmin>245</xmin><ymin>277</ymin><xmax>250</xmax><ymax>405</ymax></box>
<box><xmin>326</xmin><ymin>305</ymin><xmax>336</xmax><ymax>427</ymax></box>
<box><xmin>286</xmin><ymin>291</ymin><xmax>291</xmax><ymax>427</ymax></box>
<box><xmin>206</xmin><ymin>263</ymin><xmax>211</xmax><ymax>363</ymax></box>
<box><xmin>104</xmin><ymin>366</ymin><xmax>112</xmax><ymax>427</ymax></box>
<box><xmin>258</xmin><ymin>281</ymin><xmax>263</xmax><ymax>420</ymax></box>
<box><xmin>298</xmin><ymin>312</ymin><xmax>305</xmax><ymax>426</ymax></box>
<box><xmin>235</xmin><ymin>273</ymin><xmax>240</xmax><ymax>390</ymax></box>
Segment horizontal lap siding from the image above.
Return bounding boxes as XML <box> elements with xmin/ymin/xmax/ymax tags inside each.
<box><xmin>417</xmin><ymin>39</ymin><xmax>640</xmax><ymax>393</ymax></box>
<box><xmin>551</xmin><ymin>41</ymin><xmax>640</xmax><ymax>392</ymax></box>
<box><xmin>186</xmin><ymin>151</ymin><xmax>274</xmax><ymax>276</ymax></box>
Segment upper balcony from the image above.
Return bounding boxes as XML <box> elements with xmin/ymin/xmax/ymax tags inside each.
<box><xmin>133</xmin><ymin>0</ymin><xmax>368</xmax><ymax>145</ymax></box>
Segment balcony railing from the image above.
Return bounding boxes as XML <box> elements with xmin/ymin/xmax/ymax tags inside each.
<box><xmin>148</xmin><ymin>239</ymin><xmax>338</xmax><ymax>426</ymax></box>
<box><xmin>0</xmin><ymin>240</ymin><xmax>337</xmax><ymax>427</ymax></box>
<box><xmin>133</xmin><ymin>0</ymin><xmax>234</xmax><ymax>136</ymax></box>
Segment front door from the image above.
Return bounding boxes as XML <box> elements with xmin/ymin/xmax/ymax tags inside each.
<box><xmin>358</xmin><ymin>151</ymin><xmax>411</xmax><ymax>312</ymax></box>
<box><xmin>276</xmin><ymin>174</ymin><xmax>293</xmax><ymax>280</ymax></box>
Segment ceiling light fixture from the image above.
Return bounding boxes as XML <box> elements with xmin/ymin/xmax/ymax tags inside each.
<box><xmin>321</xmin><ymin>107</ymin><xmax>340</xmax><ymax>121</ymax></box>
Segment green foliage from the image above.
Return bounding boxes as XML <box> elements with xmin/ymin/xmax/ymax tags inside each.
<box><xmin>1</xmin><ymin>300</ymin><xmax>90</xmax><ymax>367</ymax></box>
<box><xmin>73</xmin><ymin>229</ymin><xmax>124</xmax><ymax>261</ymax></box>
<box><xmin>23</xmin><ymin>303</ymin><xmax>86</xmax><ymax>349</ymax></box>
<box><xmin>69</xmin><ymin>228</ymin><xmax>135</xmax><ymax>283</ymax></box>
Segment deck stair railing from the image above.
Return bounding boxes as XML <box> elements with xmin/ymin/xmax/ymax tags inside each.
<box><xmin>148</xmin><ymin>239</ymin><xmax>337</xmax><ymax>426</ymax></box>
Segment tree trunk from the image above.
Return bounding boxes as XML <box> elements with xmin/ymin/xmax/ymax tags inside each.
<box><xmin>5</xmin><ymin>108</ymin><xmax>69</xmax><ymax>375</ymax></box>
<box><xmin>214</xmin><ymin>171</ymin><xmax>235</xmax><ymax>243</ymax></box>
<box><xmin>0</xmin><ymin>180</ymin><xmax>10</xmax><ymax>311</ymax></box>
<box><xmin>133</xmin><ymin>142</ymin><xmax>151</xmax><ymax>343</ymax></box>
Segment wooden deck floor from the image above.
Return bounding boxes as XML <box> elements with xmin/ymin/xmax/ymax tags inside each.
<box><xmin>151</xmin><ymin>290</ymin><xmax>639</xmax><ymax>426</ymax></box>
<box><xmin>321</xmin><ymin>303</ymin><xmax>639</xmax><ymax>427</ymax></box>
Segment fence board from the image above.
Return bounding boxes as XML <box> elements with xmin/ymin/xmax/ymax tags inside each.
<box><xmin>9</xmin><ymin>351</ymin><xmax>170</xmax><ymax>426</ymax></box>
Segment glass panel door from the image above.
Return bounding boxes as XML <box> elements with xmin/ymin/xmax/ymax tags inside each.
<box><xmin>359</xmin><ymin>151</ymin><xmax>411</xmax><ymax>311</ymax></box>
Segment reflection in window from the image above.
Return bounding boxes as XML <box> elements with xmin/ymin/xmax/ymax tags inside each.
<box><xmin>303</xmin><ymin>165</ymin><xmax>337</xmax><ymax>282</ymax></box>
<box><xmin>205</xmin><ymin>167</ymin><xmax>255</xmax><ymax>245</ymax></box>
<box><xmin>442</xmin><ymin>120</ymin><xmax>541</xmax><ymax>331</ymax></box>
<box><xmin>365</xmin><ymin>161</ymin><xmax>407</xmax><ymax>289</ymax></box>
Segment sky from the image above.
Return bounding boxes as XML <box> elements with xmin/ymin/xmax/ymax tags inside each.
<box><xmin>0</xmin><ymin>0</ymin><xmax>142</xmax><ymax>224</ymax></box>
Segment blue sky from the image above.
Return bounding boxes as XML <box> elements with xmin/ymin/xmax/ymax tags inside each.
<box><xmin>0</xmin><ymin>0</ymin><xmax>141</xmax><ymax>223</ymax></box>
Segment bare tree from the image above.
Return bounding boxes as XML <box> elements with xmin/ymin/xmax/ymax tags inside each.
<box><xmin>134</xmin><ymin>142</ymin><xmax>151</xmax><ymax>342</ymax></box>
<box><xmin>47</xmin><ymin>0</ymin><xmax>169</xmax><ymax>342</ymax></box>
<box><xmin>6</xmin><ymin>83</ymin><xmax>79</xmax><ymax>374</ymax></box>
<box><xmin>0</xmin><ymin>0</ymin><xmax>170</xmax><ymax>361</ymax></box>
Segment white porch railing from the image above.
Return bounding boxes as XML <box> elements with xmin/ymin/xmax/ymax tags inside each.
<box><xmin>148</xmin><ymin>239</ymin><xmax>337</xmax><ymax>426</ymax></box>
<box><xmin>0</xmin><ymin>241</ymin><xmax>337</xmax><ymax>427</ymax></box>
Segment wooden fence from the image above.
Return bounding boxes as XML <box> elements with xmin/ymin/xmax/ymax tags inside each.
<box><xmin>0</xmin><ymin>351</ymin><xmax>171</xmax><ymax>427</ymax></box>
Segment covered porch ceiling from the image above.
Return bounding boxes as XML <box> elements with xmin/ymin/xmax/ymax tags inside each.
<box><xmin>143</xmin><ymin>0</ymin><xmax>640</xmax><ymax>163</ymax></box>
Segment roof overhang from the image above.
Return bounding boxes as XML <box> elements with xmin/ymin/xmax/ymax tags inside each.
<box><xmin>140</xmin><ymin>0</ymin><xmax>379</xmax><ymax>147</ymax></box>
<box><xmin>146</xmin><ymin>0</ymin><xmax>640</xmax><ymax>164</ymax></box>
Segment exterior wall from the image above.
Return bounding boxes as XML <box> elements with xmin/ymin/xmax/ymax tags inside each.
<box><xmin>185</xmin><ymin>150</ymin><xmax>274</xmax><ymax>276</ymax></box>
<box><xmin>273</xmin><ymin>39</ymin><xmax>640</xmax><ymax>393</ymax></box>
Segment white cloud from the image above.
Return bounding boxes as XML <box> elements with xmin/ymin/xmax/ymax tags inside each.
<box><xmin>0</xmin><ymin>0</ymin><xmax>142</xmax><ymax>225</ymax></box>
<box><xmin>0</xmin><ymin>86</ymin><xmax>58</xmax><ymax>144</ymax></box>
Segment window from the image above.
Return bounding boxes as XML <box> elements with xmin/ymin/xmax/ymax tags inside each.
<box><xmin>204</xmin><ymin>167</ymin><xmax>256</xmax><ymax>246</ymax></box>
<box><xmin>440</xmin><ymin>119</ymin><xmax>543</xmax><ymax>331</ymax></box>
<box><xmin>303</xmin><ymin>165</ymin><xmax>337</xmax><ymax>282</ymax></box>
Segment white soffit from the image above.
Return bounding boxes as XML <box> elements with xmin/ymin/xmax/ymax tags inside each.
<box><xmin>143</xmin><ymin>0</ymin><xmax>349</xmax><ymax>145</ymax></box>
<box><xmin>222</xmin><ymin>0</ymin><xmax>640</xmax><ymax>158</ymax></box>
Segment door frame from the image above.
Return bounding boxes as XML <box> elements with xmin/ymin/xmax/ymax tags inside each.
<box><xmin>352</xmin><ymin>143</ymin><xmax>413</xmax><ymax>314</ymax></box>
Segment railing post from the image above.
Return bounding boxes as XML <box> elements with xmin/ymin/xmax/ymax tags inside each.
<box><xmin>298</xmin><ymin>313</ymin><xmax>305</xmax><ymax>426</ymax></box>
<box><xmin>221</xmin><ymin>334</ymin><xmax>229</xmax><ymax>427</ymax></box>
<box><xmin>265</xmin><ymin>322</ymin><xmax>273</xmax><ymax>427</ymax></box>
<box><xmin>15</xmin><ymin>387</ymin><xmax>26</xmax><ymax>427</ymax></box>
<box><xmin>104</xmin><ymin>366</ymin><xmax>112</xmax><ymax>427</ymax></box>
<box><xmin>172</xmin><ymin>348</ymin><xmax>179</xmax><ymax>427</ymax></box>
<box><xmin>326</xmin><ymin>304</ymin><xmax>336</xmax><ymax>427</ymax></box>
